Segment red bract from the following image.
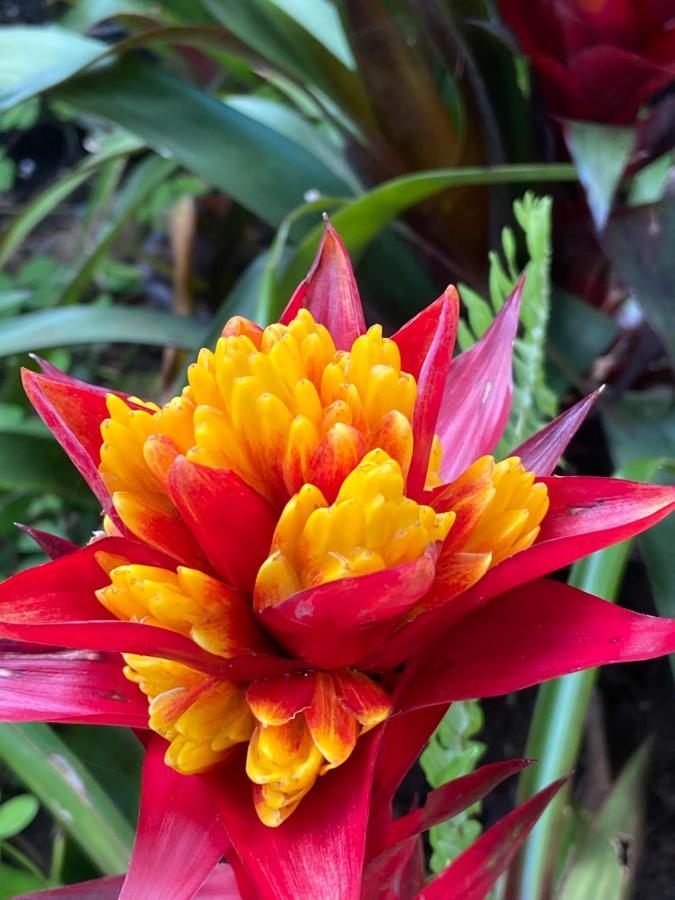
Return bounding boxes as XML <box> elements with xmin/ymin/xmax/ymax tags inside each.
<box><xmin>499</xmin><ymin>0</ymin><xmax>675</xmax><ymax>123</ymax></box>
<box><xmin>2</xmin><ymin>224</ymin><xmax>675</xmax><ymax>899</ymax></box>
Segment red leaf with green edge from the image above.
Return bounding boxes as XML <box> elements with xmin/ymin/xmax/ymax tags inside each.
<box><xmin>169</xmin><ymin>457</ymin><xmax>277</xmax><ymax>595</ymax></box>
<box><xmin>259</xmin><ymin>550</ymin><xmax>437</xmax><ymax>668</ymax></box>
<box><xmin>280</xmin><ymin>223</ymin><xmax>366</xmax><ymax>350</ymax></box>
<box><xmin>407</xmin><ymin>288</ymin><xmax>459</xmax><ymax>499</ymax></box>
<box><xmin>213</xmin><ymin>735</ymin><xmax>379</xmax><ymax>900</ymax></box>
<box><xmin>119</xmin><ymin>736</ymin><xmax>230</xmax><ymax>900</ymax></box>
<box><xmin>399</xmin><ymin>578</ymin><xmax>675</xmax><ymax>711</ymax></box>
<box><xmin>379</xmin><ymin>759</ymin><xmax>532</xmax><ymax>855</ymax></box>
<box><xmin>436</xmin><ymin>280</ymin><xmax>522</xmax><ymax>483</ymax></box>
<box><xmin>0</xmin><ymin>650</ymin><xmax>148</xmax><ymax>726</ymax></box>
<box><xmin>511</xmin><ymin>389</ymin><xmax>601</xmax><ymax>475</ymax></box>
<box><xmin>417</xmin><ymin>776</ymin><xmax>568</xmax><ymax>899</ymax></box>
<box><xmin>369</xmin><ymin>475</ymin><xmax>675</xmax><ymax>668</ymax></box>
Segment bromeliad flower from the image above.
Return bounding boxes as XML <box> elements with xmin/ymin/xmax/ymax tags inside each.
<box><xmin>2</xmin><ymin>224</ymin><xmax>675</xmax><ymax>898</ymax></box>
<box><xmin>499</xmin><ymin>0</ymin><xmax>675</xmax><ymax>124</ymax></box>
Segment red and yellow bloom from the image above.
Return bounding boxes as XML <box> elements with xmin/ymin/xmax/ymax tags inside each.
<box><xmin>2</xmin><ymin>224</ymin><xmax>675</xmax><ymax>898</ymax></box>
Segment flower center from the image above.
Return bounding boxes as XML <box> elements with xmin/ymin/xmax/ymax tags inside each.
<box><xmin>254</xmin><ymin>449</ymin><xmax>454</xmax><ymax>611</ymax></box>
<box><xmin>99</xmin><ymin>309</ymin><xmax>423</xmax><ymax>515</ymax></box>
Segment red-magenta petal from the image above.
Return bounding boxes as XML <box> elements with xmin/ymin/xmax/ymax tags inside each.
<box><xmin>511</xmin><ymin>389</ymin><xmax>601</xmax><ymax>475</ymax></box>
<box><xmin>400</xmin><ymin>578</ymin><xmax>675</xmax><ymax>711</ymax></box>
<box><xmin>0</xmin><ymin>650</ymin><xmax>148</xmax><ymax>727</ymax></box>
<box><xmin>259</xmin><ymin>552</ymin><xmax>437</xmax><ymax>668</ymax></box>
<box><xmin>417</xmin><ymin>777</ymin><xmax>568</xmax><ymax>899</ymax></box>
<box><xmin>119</xmin><ymin>736</ymin><xmax>230</xmax><ymax>900</ymax></box>
<box><xmin>435</xmin><ymin>280</ymin><xmax>522</xmax><ymax>483</ymax></box>
<box><xmin>279</xmin><ymin>224</ymin><xmax>366</xmax><ymax>350</ymax></box>
<box><xmin>169</xmin><ymin>457</ymin><xmax>277</xmax><ymax>594</ymax></box>
<box><xmin>406</xmin><ymin>288</ymin><xmax>459</xmax><ymax>498</ymax></box>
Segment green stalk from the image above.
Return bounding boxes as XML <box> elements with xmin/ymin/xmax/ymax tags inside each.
<box><xmin>0</xmin><ymin>723</ymin><xmax>134</xmax><ymax>875</ymax></box>
<box><xmin>506</xmin><ymin>459</ymin><xmax>659</xmax><ymax>900</ymax></box>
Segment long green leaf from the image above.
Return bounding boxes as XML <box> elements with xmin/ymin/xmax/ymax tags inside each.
<box><xmin>202</xmin><ymin>0</ymin><xmax>370</xmax><ymax>125</ymax></box>
<box><xmin>556</xmin><ymin>740</ymin><xmax>652</xmax><ymax>900</ymax></box>
<box><xmin>58</xmin><ymin>58</ymin><xmax>353</xmax><ymax>227</ymax></box>
<box><xmin>0</xmin><ymin>26</ymin><xmax>104</xmax><ymax>108</ymax></box>
<box><xmin>272</xmin><ymin>163</ymin><xmax>577</xmax><ymax>311</ymax></box>
<box><xmin>508</xmin><ymin>457</ymin><xmax>663</xmax><ymax>900</ymax></box>
<box><xmin>0</xmin><ymin>306</ymin><xmax>206</xmax><ymax>356</ymax></box>
<box><xmin>0</xmin><ymin>723</ymin><xmax>133</xmax><ymax>874</ymax></box>
<box><xmin>0</xmin><ymin>430</ymin><xmax>84</xmax><ymax>494</ymax></box>
<box><xmin>0</xmin><ymin>131</ymin><xmax>143</xmax><ymax>269</ymax></box>
<box><xmin>57</xmin><ymin>155</ymin><xmax>176</xmax><ymax>306</ymax></box>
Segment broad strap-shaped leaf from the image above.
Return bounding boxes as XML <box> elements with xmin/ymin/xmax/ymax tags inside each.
<box><xmin>417</xmin><ymin>776</ymin><xmax>568</xmax><ymax>899</ymax></box>
<box><xmin>407</xmin><ymin>288</ymin><xmax>459</xmax><ymax>498</ymax></box>
<box><xmin>119</xmin><ymin>736</ymin><xmax>231</xmax><ymax>900</ymax></box>
<box><xmin>259</xmin><ymin>551</ymin><xmax>437</xmax><ymax>668</ymax></box>
<box><xmin>435</xmin><ymin>281</ymin><xmax>522</xmax><ymax>482</ymax></box>
<box><xmin>400</xmin><ymin>578</ymin><xmax>675</xmax><ymax>711</ymax></box>
<box><xmin>280</xmin><ymin>223</ymin><xmax>366</xmax><ymax>350</ymax></box>
<box><xmin>512</xmin><ymin>389</ymin><xmax>601</xmax><ymax>475</ymax></box>
<box><xmin>169</xmin><ymin>457</ymin><xmax>277</xmax><ymax>594</ymax></box>
<box><xmin>214</xmin><ymin>736</ymin><xmax>379</xmax><ymax>900</ymax></box>
<box><xmin>0</xmin><ymin>650</ymin><xmax>148</xmax><ymax>726</ymax></box>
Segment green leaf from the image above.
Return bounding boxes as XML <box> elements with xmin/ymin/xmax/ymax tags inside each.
<box><xmin>0</xmin><ymin>723</ymin><xmax>133</xmax><ymax>874</ymax></box>
<box><xmin>225</xmin><ymin>95</ymin><xmax>360</xmax><ymax>191</ymax></box>
<box><xmin>557</xmin><ymin>740</ymin><xmax>652</xmax><ymax>900</ymax></box>
<box><xmin>605</xmin><ymin>198</ymin><xmax>675</xmax><ymax>368</ymax></box>
<box><xmin>547</xmin><ymin>290</ymin><xmax>619</xmax><ymax>393</ymax></box>
<box><xmin>564</xmin><ymin>121</ymin><xmax>636</xmax><ymax>230</ymax></box>
<box><xmin>420</xmin><ymin>700</ymin><xmax>486</xmax><ymax>873</ymax></box>
<box><xmin>268</xmin><ymin>0</ymin><xmax>354</xmax><ymax>67</ymax></box>
<box><xmin>60</xmin><ymin>0</ymin><xmax>151</xmax><ymax>30</ymax></box>
<box><xmin>0</xmin><ymin>306</ymin><xmax>207</xmax><ymax>357</ymax></box>
<box><xmin>0</xmin><ymin>130</ymin><xmax>143</xmax><ymax>269</ymax></box>
<box><xmin>58</xmin><ymin>57</ymin><xmax>353</xmax><ymax>227</ymax></box>
<box><xmin>628</xmin><ymin>152</ymin><xmax>672</xmax><ymax>206</ymax></box>
<box><xmin>0</xmin><ymin>97</ymin><xmax>40</xmax><ymax>131</ymax></box>
<box><xmin>0</xmin><ymin>794</ymin><xmax>39</xmax><ymax>840</ymax></box>
<box><xmin>272</xmin><ymin>163</ymin><xmax>577</xmax><ymax>310</ymax></box>
<box><xmin>201</xmin><ymin>0</ymin><xmax>369</xmax><ymax>125</ymax></box>
<box><xmin>57</xmin><ymin>154</ymin><xmax>176</xmax><ymax>306</ymax></box>
<box><xmin>0</xmin><ymin>863</ymin><xmax>46</xmax><ymax>899</ymax></box>
<box><xmin>0</xmin><ymin>152</ymin><xmax>16</xmax><ymax>192</ymax></box>
<box><xmin>0</xmin><ymin>26</ymin><xmax>106</xmax><ymax>109</ymax></box>
<box><xmin>0</xmin><ymin>430</ymin><xmax>84</xmax><ymax>494</ymax></box>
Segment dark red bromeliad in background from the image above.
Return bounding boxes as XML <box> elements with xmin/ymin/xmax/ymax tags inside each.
<box><xmin>1</xmin><ymin>225</ymin><xmax>674</xmax><ymax>899</ymax></box>
<box><xmin>498</xmin><ymin>0</ymin><xmax>675</xmax><ymax>124</ymax></box>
